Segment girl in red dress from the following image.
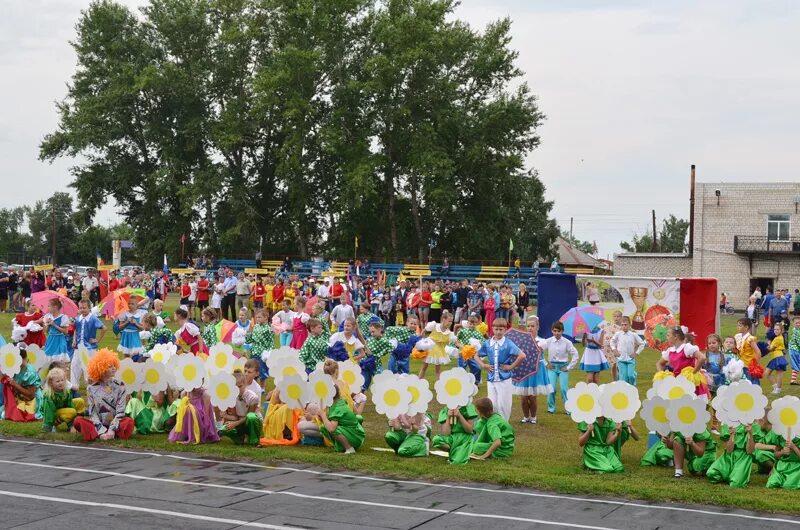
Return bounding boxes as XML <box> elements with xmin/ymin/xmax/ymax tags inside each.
<box><xmin>14</xmin><ymin>299</ymin><xmax>45</xmax><ymax>348</ymax></box>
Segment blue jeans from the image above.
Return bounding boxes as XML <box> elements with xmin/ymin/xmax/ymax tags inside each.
<box><xmin>279</xmin><ymin>332</ymin><xmax>292</xmax><ymax>347</ymax></box>
<box><xmin>618</xmin><ymin>359</ymin><xmax>637</xmax><ymax>386</ymax></box>
<box><xmin>547</xmin><ymin>361</ymin><xmax>569</xmax><ymax>413</ymax></box>
<box><xmin>387</xmin><ymin>354</ymin><xmax>410</xmax><ymax>375</ymax></box>
<box><xmin>458</xmin><ymin>356</ymin><xmax>482</xmax><ymax>385</ymax></box>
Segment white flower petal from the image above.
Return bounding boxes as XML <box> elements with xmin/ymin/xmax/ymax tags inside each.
<box><xmin>667</xmin><ymin>394</ymin><xmax>710</xmax><ymax>437</ymax></box>
<box><xmin>277</xmin><ymin>374</ymin><xmax>309</xmax><ymax>410</ymax></box>
<box><xmin>208</xmin><ymin>371</ymin><xmax>238</xmax><ymax>410</ymax></box>
<box><xmin>565</xmin><ymin>382</ymin><xmax>602</xmax><ymax>424</ymax></box>
<box><xmin>599</xmin><ymin>381</ymin><xmax>641</xmax><ymax>423</ymax></box>
<box><xmin>767</xmin><ymin>396</ymin><xmax>800</xmax><ymax>440</ymax></box>
<box><xmin>640</xmin><ymin>396</ymin><xmax>671</xmax><ymax>436</ymax></box>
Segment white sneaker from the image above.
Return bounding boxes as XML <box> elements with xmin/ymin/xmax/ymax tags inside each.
<box><xmin>529</xmin><ymin>417</ymin><xmax>537</xmax><ymax>424</ymax></box>
<box><xmin>520</xmin><ymin>417</ymin><xmax>530</xmax><ymax>424</ymax></box>
<box><xmin>771</xmin><ymin>388</ymin><xmax>781</xmax><ymax>395</ymax></box>
<box><xmin>344</xmin><ymin>447</ymin><xmax>356</xmax><ymax>455</ymax></box>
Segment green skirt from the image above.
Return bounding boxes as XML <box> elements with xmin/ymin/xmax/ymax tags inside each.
<box><xmin>707</xmin><ymin>450</ymin><xmax>753</xmax><ymax>488</ymax></box>
<box><xmin>432</xmin><ymin>433</ymin><xmax>474</xmax><ymax>465</ymax></box>
<box><xmin>385</xmin><ymin>430</ymin><xmax>428</xmax><ymax>457</ymax></box>
<box><xmin>766</xmin><ymin>460</ymin><xmax>800</xmax><ymax>489</ymax></box>
<box><xmin>219</xmin><ymin>413</ymin><xmax>263</xmax><ymax>445</ymax></box>
<box><xmin>583</xmin><ymin>444</ymin><xmax>624</xmax><ymax>473</ymax></box>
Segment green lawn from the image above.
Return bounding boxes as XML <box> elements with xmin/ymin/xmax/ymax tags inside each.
<box><xmin>1</xmin><ymin>299</ymin><xmax>798</xmax><ymax>515</ymax></box>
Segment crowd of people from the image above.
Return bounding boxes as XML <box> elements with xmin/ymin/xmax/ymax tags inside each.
<box><xmin>0</xmin><ymin>265</ymin><xmax>798</xmax><ymax>489</ymax></box>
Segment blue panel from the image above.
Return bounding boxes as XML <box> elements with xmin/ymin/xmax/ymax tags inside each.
<box><xmin>536</xmin><ymin>272</ymin><xmax>577</xmax><ymax>338</ymax></box>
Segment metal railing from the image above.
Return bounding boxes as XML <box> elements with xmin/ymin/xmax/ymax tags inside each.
<box><xmin>733</xmin><ymin>235</ymin><xmax>800</xmax><ymax>254</ymax></box>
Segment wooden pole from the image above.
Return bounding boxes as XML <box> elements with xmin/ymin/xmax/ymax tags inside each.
<box><xmin>651</xmin><ymin>210</ymin><xmax>657</xmax><ymax>251</ymax></box>
<box><xmin>689</xmin><ymin>164</ymin><xmax>696</xmax><ymax>255</ymax></box>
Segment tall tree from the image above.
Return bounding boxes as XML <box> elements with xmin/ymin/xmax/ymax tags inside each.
<box><xmin>26</xmin><ymin>192</ymin><xmax>78</xmax><ymax>263</ymax></box>
<box><xmin>620</xmin><ymin>214</ymin><xmax>688</xmax><ymax>253</ymax></box>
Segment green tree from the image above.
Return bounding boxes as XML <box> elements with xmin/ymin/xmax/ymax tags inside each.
<box><xmin>26</xmin><ymin>192</ymin><xmax>78</xmax><ymax>264</ymax></box>
<box><xmin>620</xmin><ymin>214</ymin><xmax>688</xmax><ymax>253</ymax></box>
<box><xmin>0</xmin><ymin>208</ymin><xmax>30</xmax><ymax>263</ymax></box>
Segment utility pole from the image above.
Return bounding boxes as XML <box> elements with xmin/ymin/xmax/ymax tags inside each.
<box><xmin>651</xmin><ymin>210</ymin><xmax>658</xmax><ymax>252</ymax></box>
<box><xmin>51</xmin><ymin>203</ymin><xmax>56</xmax><ymax>265</ymax></box>
<box><xmin>569</xmin><ymin>217</ymin><xmax>574</xmax><ymax>238</ymax></box>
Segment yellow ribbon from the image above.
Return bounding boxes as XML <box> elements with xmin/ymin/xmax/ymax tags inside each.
<box><xmin>174</xmin><ymin>396</ymin><xmax>201</xmax><ymax>444</ymax></box>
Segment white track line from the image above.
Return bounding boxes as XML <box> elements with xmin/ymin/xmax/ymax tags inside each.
<box><xmin>0</xmin><ymin>489</ymin><xmax>300</xmax><ymax>529</ymax></box>
<box><xmin>455</xmin><ymin>512</ymin><xmax>617</xmax><ymax>530</ymax></box>
<box><xmin>3</xmin><ymin>438</ymin><xmax>799</xmax><ymax>526</ymax></box>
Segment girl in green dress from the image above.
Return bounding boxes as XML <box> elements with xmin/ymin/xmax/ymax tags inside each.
<box><xmin>472</xmin><ymin>397</ymin><xmax>515</xmax><ymax>459</ymax></box>
<box><xmin>577</xmin><ymin>416</ymin><xmax>624</xmax><ymax>473</ymax></box>
<box><xmin>318</xmin><ymin>385</ymin><xmax>366</xmax><ymax>454</ymax></box>
<box><xmin>707</xmin><ymin>423</ymin><xmax>756</xmax><ymax>488</ymax></box>
<box><xmin>432</xmin><ymin>403</ymin><xmax>478</xmax><ymax>465</ymax></box>
<box><xmin>641</xmin><ymin>430</ymin><xmax>716</xmax><ymax>478</ymax></box>
<box><xmin>766</xmin><ymin>433</ymin><xmax>800</xmax><ymax>489</ymax></box>
<box><xmin>385</xmin><ymin>412</ymin><xmax>431</xmax><ymax>457</ymax></box>
<box><xmin>125</xmin><ymin>389</ymin><xmax>178</xmax><ymax>434</ymax></box>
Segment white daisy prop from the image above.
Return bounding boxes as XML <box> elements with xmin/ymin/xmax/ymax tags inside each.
<box><xmin>164</xmin><ymin>353</ymin><xmax>182</xmax><ymax>389</ymax></box>
<box><xmin>338</xmin><ymin>360</ymin><xmax>365</xmax><ymax>393</ymax></box>
<box><xmin>405</xmin><ymin>375</ymin><xmax>433</xmax><ymax>416</ymax></box>
<box><xmin>233</xmin><ymin>355</ymin><xmax>247</xmax><ymax>373</ymax></box>
<box><xmin>434</xmin><ymin>367</ymin><xmax>476</xmax><ymax>410</ymax></box>
<box><xmin>710</xmin><ymin>385</ymin><xmax>737</xmax><ymax>427</ymax></box>
<box><xmin>656</xmin><ymin>374</ymin><xmax>695</xmax><ymax>401</ymax></box>
<box><xmin>271</xmin><ymin>355</ymin><xmax>306</xmax><ymax>385</ymax></box>
<box><xmin>206</xmin><ymin>343</ymin><xmax>235</xmax><ymax>375</ymax></box>
<box><xmin>277</xmin><ymin>374</ymin><xmax>310</xmax><ymax>410</ymax></box>
<box><xmin>640</xmin><ymin>396</ymin><xmax>671</xmax><ymax>436</ymax></box>
<box><xmin>371</xmin><ymin>376</ymin><xmax>412</xmax><ymax>419</ymax></box>
<box><xmin>24</xmin><ymin>343</ymin><xmax>46</xmax><ymax>373</ymax></box>
<box><xmin>565</xmin><ymin>382</ymin><xmax>603</xmax><ymax>424</ymax></box>
<box><xmin>175</xmin><ymin>354</ymin><xmax>207</xmax><ymax>392</ymax></box>
<box><xmin>372</xmin><ymin>370</ymin><xmax>399</xmax><ymax>388</ymax></box>
<box><xmin>720</xmin><ymin>380</ymin><xmax>768</xmax><ymax>425</ymax></box>
<box><xmin>308</xmin><ymin>368</ymin><xmax>336</xmax><ymax>408</ymax></box>
<box><xmin>117</xmin><ymin>358</ymin><xmax>142</xmax><ymax>394</ymax></box>
<box><xmin>667</xmin><ymin>394</ymin><xmax>710</xmax><ymax>437</ymax></box>
<box><xmin>599</xmin><ymin>381</ymin><xmax>641</xmax><ymax>423</ymax></box>
<box><xmin>767</xmin><ymin>396</ymin><xmax>800</xmax><ymax>440</ymax></box>
<box><xmin>0</xmin><ymin>344</ymin><xmax>22</xmax><ymax>377</ymax></box>
<box><xmin>140</xmin><ymin>359</ymin><xmax>168</xmax><ymax>394</ymax></box>
<box><xmin>208</xmin><ymin>371</ymin><xmax>238</xmax><ymax>410</ymax></box>
<box><xmin>148</xmin><ymin>343</ymin><xmax>175</xmax><ymax>364</ymax></box>
<box><xmin>266</xmin><ymin>346</ymin><xmax>299</xmax><ymax>373</ymax></box>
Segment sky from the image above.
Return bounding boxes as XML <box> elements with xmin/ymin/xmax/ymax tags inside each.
<box><xmin>2</xmin><ymin>0</ymin><xmax>800</xmax><ymax>258</ymax></box>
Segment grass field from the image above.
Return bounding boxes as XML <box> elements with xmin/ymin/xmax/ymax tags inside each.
<box><xmin>1</xmin><ymin>297</ymin><xmax>799</xmax><ymax>515</ymax></box>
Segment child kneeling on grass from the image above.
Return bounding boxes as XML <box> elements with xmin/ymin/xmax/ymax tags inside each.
<box><xmin>766</xmin><ymin>432</ymin><xmax>800</xmax><ymax>489</ymax></box>
<box><xmin>317</xmin><ymin>385</ymin><xmax>365</xmax><ymax>454</ymax></box>
<box><xmin>218</xmin><ymin>372</ymin><xmax>263</xmax><ymax>445</ymax></box>
<box><xmin>432</xmin><ymin>402</ymin><xmax>478</xmax><ymax>465</ymax></box>
<box><xmin>472</xmin><ymin>397</ymin><xmax>514</xmax><ymax>459</ymax></box>
<box><xmin>385</xmin><ymin>412</ymin><xmax>431</xmax><ymax>457</ymax></box>
<box><xmin>706</xmin><ymin>423</ymin><xmax>756</xmax><ymax>488</ymax></box>
<box><xmin>577</xmin><ymin>415</ymin><xmax>624</xmax><ymax>473</ymax></box>
<box><xmin>641</xmin><ymin>429</ymin><xmax>715</xmax><ymax>478</ymax></box>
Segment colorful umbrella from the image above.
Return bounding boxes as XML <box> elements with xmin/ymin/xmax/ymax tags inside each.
<box><xmin>215</xmin><ymin>319</ymin><xmax>237</xmax><ymax>343</ymax></box>
<box><xmin>30</xmin><ymin>290</ymin><xmax>79</xmax><ymax>318</ymax></box>
<box><xmin>99</xmin><ymin>287</ymin><xmax>147</xmax><ymax>318</ymax></box>
<box><xmin>558</xmin><ymin>306</ymin><xmax>606</xmax><ymax>339</ymax></box>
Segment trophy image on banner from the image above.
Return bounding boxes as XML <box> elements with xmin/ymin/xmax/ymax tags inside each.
<box><xmin>628</xmin><ymin>287</ymin><xmax>648</xmax><ymax>331</ymax></box>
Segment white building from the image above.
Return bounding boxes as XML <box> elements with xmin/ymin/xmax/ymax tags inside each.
<box><xmin>615</xmin><ymin>181</ymin><xmax>800</xmax><ymax>307</ymax></box>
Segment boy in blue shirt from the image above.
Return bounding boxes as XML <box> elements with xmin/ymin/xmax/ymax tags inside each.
<box><xmin>71</xmin><ymin>299</ymin><xmax>106</xmax><ymax>390</ymax></box>
<box><xmin>477</xmin><ymin>318</ymin><xmax>525</xmax><ymax>421</ymax></box>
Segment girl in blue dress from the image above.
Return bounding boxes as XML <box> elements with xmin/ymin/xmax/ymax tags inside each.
<box><xmin>580</xmin><ymin>326</ymin><xmax>609</xmax><ymax>384</ymax></box>
<box><xmin>511</xmin><ymin>316</ymin><xmax>553</xmax><ymax>425</ymax></box>
<box><xmin>42</xmin><ymin>299</ymin><xmax>71</xmax><ymax>364</ymax></box>
<box><xmin>116</xmin><ymin>298</ymin><xmax>144</xmax><ymax>357</ymax></box>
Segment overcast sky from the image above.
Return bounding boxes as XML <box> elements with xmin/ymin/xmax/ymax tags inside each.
<box><xmin>2</xmin><ymin>0</ymin><xmax>799</xmax><ymax>257</ymax></box>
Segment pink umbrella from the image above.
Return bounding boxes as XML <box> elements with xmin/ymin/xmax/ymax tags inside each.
<box><xmin>30</xmin><ymin>290</ymin><xmax>79</xmax><ymax>318</ymax></box>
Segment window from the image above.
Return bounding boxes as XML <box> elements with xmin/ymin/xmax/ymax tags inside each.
<box><xmin>767</xmin><ymin>214</ymin><xmax>790</xmax><ymax>241</ymax></box>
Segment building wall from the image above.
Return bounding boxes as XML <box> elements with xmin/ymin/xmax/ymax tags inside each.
<box><xmin>614</xmin><ymin>254</ymin><xmax>693</xmax><ymax>278</ymax></box>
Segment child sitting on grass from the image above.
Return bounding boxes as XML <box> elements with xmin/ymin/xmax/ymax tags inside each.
<box><xmin>218</xmin><ymin>372</ymin><xmax>262</xmax><ymax>445</ymax></box>
<box><xmin>40</xmin><ymin>367</ymin><xmax>84</xmax><ymax>432</ymax></box>
<box><xmin>0</xmin><ymin>348</ymin><xmax>43</xmax><ymax>421</ymax></box>
<box><xmin>432</xmin><ymin>400</ymin><xmax>478</xmax><ymax>465</ymax></box>
<box><xmin>706</xmin><ymin>423</ymin><xmax>756</xmax><ymax>488</ymax></box>
<box><xmin>472</xmin><ymin>397</ymin><xmax>514</xmax><ymax>459</ymax></box>
<box><xmin>577</xmin><ymin>415</ymin><xmax>624</xmax><ymax>474</ymax></box>
<box><xmin>641</xmin><ymin>429</ymin><xmax>714</xmax><ymax>479</ymax></box>
<box><xmin>169</xmin><ymin>386</ymin><xmax>220</xmax><ymax>445</ymax></box>
<box><xmin>385</xmin><ymin>411</ymin><xmax>431</xmax><ymax>457</ymax></box>
<box><xmin>125</xmin><ymin>388</ymin><xmax>178</xmax><ymax>435</ymax></box>
<box><xmin>766</xmin><ymin>430</ymin><xmax>800</xmax><ymax>489</ymax></box>
<box><xmin>72</xmin><ymin>349</ymin><xmax>135</xmax><ymax>441</ymax></box>
<box><xmin>317</xmin><ymin>385</ymin><xmax>365</xmax><ymax>454</ymax></box>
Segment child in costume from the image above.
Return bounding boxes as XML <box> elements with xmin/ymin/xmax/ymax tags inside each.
<box><xmin>40</xmin><ymin>367</ymin><xmax>84</xmax><ymax>432</ymax></box>
<box><xmin>577</xmin><ymin>415</ymin><xmax>624</xmax><ymax>473</ymax></box>
<box><xmin>706</xmin><ymin>423</ymin><xmax>756</xmax><ymax>488</ymax></box>
<box><xmin>71</xmin><ymin>299</ymin><xmax>106</xmax><ymax>389</ymax></box>
<box><xmin>141</xmin><ymin>313</ymin><xmax>173</xmax><ymax>353</ymax></box>
<box><xmin>734</xmin><ymin>318</ymin><xmax>761</xmax><ymax>383</ymax></box>
<box><xmin>753</xmin><ymin>413</ymin><xmax>781</xmax><ymax>475</ymax></box>
<box><xmin>115</xmin><ymin>298</ymin><xmax>144</xmax><ymax>358</ymax></box>
<box><xmin>641</xmin><ymin>429</ymin><xmax>715</xmax><ymax>478</ymax></box>
<box><xmin>765</xmin><ymin>321</ymin><xmax>788</xmax><ymax>395</ymax></box>
<box><xmin>232</xmin><ymin>307</ymin><xmax>253</xmax><ymax>349</ymax></box>
<box><xmin>0</xmin><ymin>349</ymin><xmax>42</xmax><ymax>421</ymax></box>
<box><xmin>766</xmin><ymin>431</ymin><xmax>800</xmax><ymax>489</ymax></box>
<box><xmin>200</xmin><ymin>307</ymin><xmax>219</xmax><ymax>349</ymax></box>
<box><xmin>218</xmin><ymin>372</ymin><xmax>262</xmax><ymax>445</ymax></box>
<box><xmin>472</xmin><ymin>397</ymin><xmax>515</xmax><ymax>459</ymax></box>
<box><xmin>298</xmin><ymin>319</ymin><xmax>329</xmax><ymax>373</ymax></box>
<box><xmin>363</xmin><ymin>321</ymin><xmax>392</xmax><ymax>390</ymax></box>
<box><xmin>483</xmin><ymin>285</ymin><xmax>497</xmax><ymax>331</ymax></box>
<box><xmin>42</xmin><ymin>298</ymin><xmax>71</xmax><ymax>364</ymax></box>
<box><xmin>385</xmin><ymin>315</ymin><xmax>419</xmax><ymax>375</ymax></box>
<box><xmin>168</xmin><ymin>386</ymin><xmax>220</xmax><ymax>445</ymax></box>
<box><xmin>310</xmin><ymin>302</ymin><xmax>330</xmax><ymax>340</ymax></box>
<box><xmin>601</xmin><ymin>311</ymin><xmax>624</xmax><ymax>382</ymax></box>
<box><xmin>72</xmin><ymin>349</ymin><xmax>135</xmax><ymax>441</ymax></box>
<box><xmin>385</xmin><ymin>411</ymin><xmax>431</xmax><ymax>457</ymax></box>
<box><xmin>247</xmin><ymin>308</ymin><xmax>275</xmax><ymax>384</ymax></box>
<box><xmin>289</xmin><ymin>297</ymin><xmax>310</xmax><ymax>349</ymax></box>
<box><xmin>609</xmin><ymin>316</ymin><xmax>644</xmax><ymax>385</ymax></box>
<box><xmin>175</xmin><ymin>307</ymin><xmax>203</xmax><ymax>355</ymax></box>
<box><xmin>789</xmin><ymin>316</ymin><xmax>800</xmax><ymax>385</ymax></box>
<box><xmin>656</xmin><ymin>326</ymin><xmax>709</xmax><ymax>400</ymax></box>
<box><xmin>457</xmin><ymin>313</ymin><xmax>485</xmax><ymax>384</ymax></box>
<box><xmin>356</xmin><ymin>302</ymin><xmax>384</xmax><ymax>337</ymax></box>
<box><xmin>704</xmin><ymin>333</ymin><xmax>728</xmax><ymax>395</ymax></box>
<box><xmin>273</xmin><ymin>299</ymin><xmax>294</xmax><ymax>347</ymax></box>
<box><xmin>243</xmin><ymin>359</ymin><xmax>263</xmax><ymax>400</ymax></box>
<box><xmin>477</xmin><ymin>318</ymin><xmax>525</xmax><ymax>421</ymax></box>
<box><xmin>432</xmin><ymin>401</ymin><xmax>478</xmax><ymax>465</ymax></box>
<box><xmin>512</xmin><ymin>315</ymin><xmax>552</xmax><ymax>425</ymax></box>
<box><xmin>328</xmin><ymin>317</ymin><xmax>365</xmax><ymax>362</ymax></box>
<box><xmin>580</xmin><ymin>326</ymin><xmax>609</xmax><ymax>384</ymax></box>
<box><xmin>419</xmin><ymin>310</ymin><xmax>456</xmax><ymax>381</ymax></box>
<box><xmin>317</xmin><ymin>384</ymin><xmax>366</xmax><ymax>454</ymax></box>
<box><xmin>125</xmin><ymin>388</ymin><xmax>178</xmax><ymax>435</ymax></box>
<box><xmin>544</xmin><ymin>321</ymin><xmax>579</xmax><ymax>414</ymax></box>
<box><xmin>13</xmin><ymin>299</ymin><xmax>44</xmax><ymax>348</ymax></box>
<box><xmin>259</xmin><ymin>381</ymin><xmax>301</xmax><ymax>446</ymax></box>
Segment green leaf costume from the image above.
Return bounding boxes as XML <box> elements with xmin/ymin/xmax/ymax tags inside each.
<box><xmin>432</xmin><ymin>405</ymin><xmax>478</xmax><ymax>465</ymax></box>
<box><xmin>125</xmin><ymin>392</ymin><xmax>178</xmax><ymax>434</ymax></box>
<box><xmin>707</xmin><ymin>424</ymin><xmax>754</xmax><ymax>488</ymax></box>
<box><xmin>473</xmin><ymin>412</ymin><xmax>515</xmax><ymax>458</ymax></box>
<box><xmin>766</xmin><ymin>435</ymin><xmax>800</xmax><ymax>490</ymax></box>
<box><xmin>321</xmin><ymin>398</ymin><xmax>366</xmax><ymax>452</ymax></box>
<box><xmin>577</xmin><ymin>418</ymin><xmax>624</xmax><ymax>473</ymax></box>
<box><xmin>218</xmin><ymin>412</ymin><xmax>263</xmax><ymax>445</ymax></box>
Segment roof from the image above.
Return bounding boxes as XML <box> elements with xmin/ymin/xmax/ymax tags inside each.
<box><xmin>557</xmin><ymin>236</ymin><xmax>600</xmax><ymax>268</ymax></box>
<box><xmin>615</xmin><ymin>253</ymin><xmax>690</xmax><ymax>258</ymax></box>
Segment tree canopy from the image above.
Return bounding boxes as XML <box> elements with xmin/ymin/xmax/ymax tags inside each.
<box><xmin>40</xmin><ymin>0</ymin><xmax>557</xmax><ymax>268</ymax></box>
<box><xmin>620</xmin><ymin>214</ymin><xmax>689</xmax><ymax>253</ymax></box>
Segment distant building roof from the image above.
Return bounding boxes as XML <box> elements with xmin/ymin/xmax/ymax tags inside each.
<box><xmin>557</xmin><ymin>236</ymin><xmax>600</xmax><ymax>268</ymax></box>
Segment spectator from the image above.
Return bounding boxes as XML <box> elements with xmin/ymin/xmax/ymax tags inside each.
<box><xmin>453</xmin><ymin>279</ymin><xmax>469</xmax><ymax>323</ymax></box>
<box><xmin>81</xmin><ymin>269</ymin><xmax>100</xmax><ymax>304</ymax></box>
<box><xmin>746</xmin><ymin>296</ymin><xmax>760</xmax><ymax>337</ymax></box>
<box><xmin>282</xmin><ymin>256</ymin><xmax>293</xmax><ymax>273</ymax></box>
<box><xmin>0</xmin><ymin>267</ymin><xmax>8</xmax><ymax>313</ymax></box>
<box><xmin>441</xmin><ymin>258</ymin><xmax>450</xmax><ymax>278</ymax></box>
<box><xmin>467</xmin><ymin>282</ymin><xmax>484</xmax><ymax>320</ymax></box>
<box><xmin>517</xmin><ymin>283</ymin><xmax>529</xmax><ymax>321</ymax></box>
<box><xmin>31</xmin><ymin>272</ymin><xmax>46</xmax><ymax>294</ymax></box>
<box><xmin>235</xmin><ymin>272</ymin><xmax>252</xmax><ymax>311</ymax></box>
<box><xmin>794</xmin><ymin>289</ymin><xmax>800</xmax><ymax>316</ymax></box>
<box><xmin>222</xmin><ymin>269</ymin><xmax>238</xmax><ymax>321</ymax></box>
<box><xmin>769</xmin><ymin>291</ymin><xmax>789</xmax><ymax>326</ymax></box>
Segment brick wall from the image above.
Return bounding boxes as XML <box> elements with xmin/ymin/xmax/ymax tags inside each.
<box><xmin>614</xmin><ymin>254</ymin><xmax>693</xmax><ymax>278</ymax></box>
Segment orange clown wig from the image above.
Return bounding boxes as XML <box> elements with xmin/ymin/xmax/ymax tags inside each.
<box><xmin>87</xmin><ymin>348</ymin><xmax>121</xmax><ymax>383</ymax></box>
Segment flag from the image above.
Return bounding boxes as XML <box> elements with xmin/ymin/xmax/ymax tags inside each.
<box><xmin>163</xmin><ymin>254</ymin><xmax>169</xmax><ymax>273</ymax></box>
<box><xmin>509</xmin><ymin>239</ymin><xmax>514</xmax><ymax>251</ymax></box>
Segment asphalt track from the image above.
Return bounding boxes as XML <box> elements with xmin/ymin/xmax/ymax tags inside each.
<box><xmin>0</xmin><ymin>438</ymin><xmax>797</xmax><ymax>529</ymax></box>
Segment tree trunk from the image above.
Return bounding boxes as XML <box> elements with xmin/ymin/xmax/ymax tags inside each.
<box><xmin>385</xmin><ymin>165</ymin><xmax>398</xmax><ymax>255</ymax></box>
<box><xmin>409</xmin><ymin>172</ymin><xmax>425</xmax><ymax>262</ymax></box>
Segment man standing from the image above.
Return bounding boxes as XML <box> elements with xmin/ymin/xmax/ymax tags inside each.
<box><xmin>331</xmin><ymin>277</ymin><xmax>344</xmax><ymax>308</ymax></box>
<box><xmin>454</xmin><ymin>279</ymin><xmax>469</xmax><ymax>323</ymax></box>
<box><xmin>222</xmin><ymin>269</ymin><xmax>238</xmax><ymax>321</ymax></box>
<box><xmin>317</xmin><ymin>279</ymin><xmax>331</xmax><ymax>312</ymax></box>
<box><xmin>236</xmin><ymin>272</ymin><xmax>252</xmax><ymax>311</ymax></box>
<box><xmin>82</xmin><ymin>269</ymin><xmax>100</xmax><ymax>304</ymax></box>
<box><xmin>769</xmin><ymin>290</ymin><xmax>789</xmax><ymax>326</ymax></box>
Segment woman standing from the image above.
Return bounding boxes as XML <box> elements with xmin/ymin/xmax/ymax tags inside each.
<box><xmin>586</xmin><ymin>282</ymin><xmax>600</xmax><ymax>306</ymax></box>
<box><xmin>746</xmin><ymin>296</ymin><xmax>760</xmax><ymax>337</ymax></box>
<box><xmin>517</xmin><ymin>283</ymin><xmax>529</xmax><ymax>322</ymax></box>
<box><xmin>418</xmin><ymin>283</ymin><xmax>432</xmax><ymax>329</ymax></box>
